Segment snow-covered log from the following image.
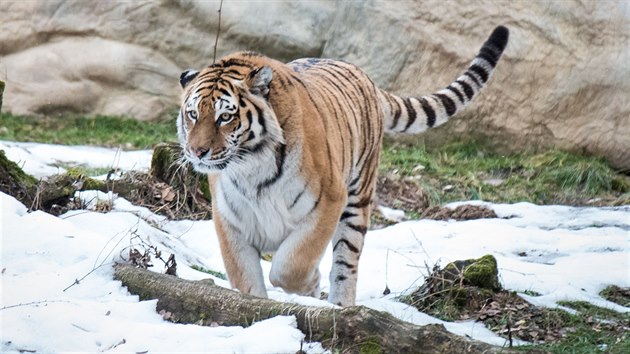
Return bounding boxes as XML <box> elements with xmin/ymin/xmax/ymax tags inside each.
<box><xmin>114</xmin><ymin>263</ymin><xmax>530</xmax><ymax>353</ymax></box>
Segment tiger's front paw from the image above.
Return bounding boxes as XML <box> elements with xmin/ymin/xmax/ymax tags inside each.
<box><xmin>269</xmin><ymin>266</ymin><xmax>320</xmax><ymax>298</ymax></box>
<box><xmin>328</xmin><ymin>282</ymin><xmax>356</xmax><ymax>307</ymax></box>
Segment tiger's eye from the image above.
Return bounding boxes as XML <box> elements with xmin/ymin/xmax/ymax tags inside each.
<box><xmin>219</xmin><ymin>112</ymin><xmax>231</xmax><ymax>122</ymax></box>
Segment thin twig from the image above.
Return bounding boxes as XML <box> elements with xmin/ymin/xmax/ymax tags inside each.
<box><xmin>64</xmin><ymin>220</ymin><xmax>141</xmax><ymax>292</ymax></box>
<box><xmin>409</xmin><ymin>229</ymin><xmax>433</xmax><ymax>264</ymax></box>
<box><xmin>93</xmin><ymin>221</ymin><xmax>140</xmax><ymax>269</ymax></box>
<box><xmin>213</xmin><ymin>0</ymin><xmax>224</xmax><ymax>64</ymax></box>
<box><xmin>383</xmin><ymin>249</ymin><xmax>391</xmax><ymax>295</ymax></box>
<box><xmin>1</xmin><ymin>300</ymin><xmax>70</xmax><ymax>311</ymax></box>
<box><xmin>105</xmin><ymin>338</ymin><xmax>127</xmax><ymax>351</ymax></box>
<box><xmin>71</xmin><ymin>323</ymin><xmax>90</xmax><ymax>332</ymax></box>
<box><xmin>63</xmin><ymin>262</ymin><xmax>115</xmax><ymax>292</ymax></box>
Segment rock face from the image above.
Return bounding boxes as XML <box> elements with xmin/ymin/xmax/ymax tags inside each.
<box><xmin>0</xmin><ymin>0</ymin><xmax>333</xmax><ymax>120</ymax></box>
<box><xmin>1</xmin><ymin>0</ymin><xmax>628</xmax><ymax>169</ymax></box>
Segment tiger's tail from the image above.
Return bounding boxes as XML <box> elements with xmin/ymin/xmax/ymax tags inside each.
<box><xmin>380</xmin><ymin>25</ymin><xmax>509</xmax><ymax>134</ymax></box>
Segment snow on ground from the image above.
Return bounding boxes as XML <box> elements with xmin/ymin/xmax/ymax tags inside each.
<box><xmin>1</xmin><ymin>142</ymin><xmax>629</xmax><ymax>353</ymax></box>
<box><xmin>0</xmin><ymin>140</ymin><xmax>152</xmax><ymax>178</ymax></box>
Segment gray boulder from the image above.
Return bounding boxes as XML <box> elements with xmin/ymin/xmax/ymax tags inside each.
<box><xmin>0</xmin><ymin>0</ymin><xmax>628</xmax><ymax>169</ymax></box>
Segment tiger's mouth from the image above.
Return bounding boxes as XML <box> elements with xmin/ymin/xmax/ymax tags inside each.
<box><xmin>191</xmin><ymin>158</ymin><xmax>229</xmax><ymax>172</ymax></box>
<box><xmin>185</xmin><ymin>150</ymin><xmax>232</xmax><ymax>172</ymax></box>
<box><xmin>184</xmin><ymin>143</ymin><xmax>237</xmax><ymax>173</ymax></box>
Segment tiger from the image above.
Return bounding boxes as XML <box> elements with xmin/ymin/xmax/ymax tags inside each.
<box><xmin>176</xmin><ymin>26</ymin><xmax>509</xmax><ymax>306</ymax></box>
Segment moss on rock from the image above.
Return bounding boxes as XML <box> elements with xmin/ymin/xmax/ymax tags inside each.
<box><xmin>441</xmin><ymin>254</ymin><xmax>501</xmax><ymax>291</ymax></box>
<box><xmin>401</xmin><ymin>254</ymin><xmax>502</xmax><ymax>321</ymax></box>
<box><xmin>0</xmin><ymin>149</ymin><xmax>38</xmax><ymax>207</ymax></box>
<box><xmin>66</xmin><ymin>167</ymin><xmax>106</xmax><ymax>191</ymax></box>
<box><xmin>462</xmin><ymin>255</ymin><xmax>501</xmax><ymax>291</ymax></box>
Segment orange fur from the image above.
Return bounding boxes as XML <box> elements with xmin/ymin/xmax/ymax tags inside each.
<box><xmin>177</xmin><ymin>26</ymin><xmax>509</xmax><ymax>305</ymax></box>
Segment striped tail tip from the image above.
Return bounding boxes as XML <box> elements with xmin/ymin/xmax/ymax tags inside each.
<box><xmin>383</xmin><ymin>25</ymin><xmax>510</xmax><ymax>134</ymax></box>
<box><xmin>488</xmin><ymin>26</ymin><xmax>510</xmax><ymax>53</ymax></box>
<box><xmin>477</xmin><ymin>26</ymin><xmax>510</xmax><ymax>68</ymax></box>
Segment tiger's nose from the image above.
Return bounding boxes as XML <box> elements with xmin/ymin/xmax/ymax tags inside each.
<box><xmin>194</xmin><ymin>146</ymin><xmax>209</xmax><ymax>158</ymax></box>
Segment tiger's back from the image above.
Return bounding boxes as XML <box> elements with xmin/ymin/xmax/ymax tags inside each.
<box><xmin>177</xmin><ymin>26</ymin><xmax>509</xmax><ymax>306</ymax></box>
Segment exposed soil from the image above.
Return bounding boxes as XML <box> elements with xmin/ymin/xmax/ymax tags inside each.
<box><xmin>406</xmin><ymin>286</ymin><xmax>577</xmax><ymax>344</ymax></box>
<box><xmin>422</xmin><ymin>204</ymin><xmax>497</xmax><ymax>220</ymax></box>
<box><xmin>375</xmin><ymin>174</ymin><xmax>430</xmax><ymax>213</ymax></box>
<box><xmin>476</xmin><ymin>291</ymin><xmax>571</xmax><ymax>344</ymax></box>
<box><xmin>372</xmin><ymin>173</ymin><xmax>497</xmax><ymax>227</ymax></box>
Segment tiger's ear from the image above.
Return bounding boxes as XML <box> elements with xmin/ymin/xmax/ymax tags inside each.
<box><xmin>180</xmin><ymin>69</ymin><xmax>199</xmax><ymax>89</ymax></box>
<box><xmin>246</xmin><ymin>66</ymin><xmax>272</xmax><ymax>96</ymax></box>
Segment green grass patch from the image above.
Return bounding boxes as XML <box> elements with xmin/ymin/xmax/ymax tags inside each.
<box><xmin>380</xmin><ymin>138</ymin><xmax>629</xmax><ymax>206</ymax></box>
<box><xmin>52</xmin><ymin>163</ymin><xmax>115</xmax><ymax>177</ymax></box>
<box><xmin>516</xmin><ymin>301</ymin><xmax>630</xmax><ymax>353</ymax></box>
<box><xmin>600</xmin><ymin>285</ymin><xmax>630</xmax><ymax>308</ymax></box>
<box><xmin>522</xmin><ymin>289</ymin><xmax>542</xmax><ymax>297</ymax></box>
<box><xmin>2</xmin><ymin>113</ymin><xmax>628</xmax><ymax>207</ymax></box>
<box><xmin>0</xmin><ymin>112</ymin><xmax>177</xmax><ymax>149</ymax></box>
<box><xmin>190</xmin><ymin>265</ymin><xmax>227</xmax><ymax>280</ymax></box>
<box><xmin>557</xmin><ymin>300</ymin><xmax>627</xmax><ymax>321</ymax></box>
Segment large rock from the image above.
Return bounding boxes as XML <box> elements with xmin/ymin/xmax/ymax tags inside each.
<box><xmin>0</xmin><ymin>0</ymin><xmax>628</xmax><ymax>169</ymax></box>
<box><xmin>0</xmin><ymin>0</ymin><xmax>333</xmax><ymax>120</ymax></box>
<box><xmin>322</xmin><ymin>1</ymin><xmax>630</xmax><ymax>171</ymax></box>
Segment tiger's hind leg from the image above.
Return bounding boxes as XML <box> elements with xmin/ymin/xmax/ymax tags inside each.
<box><xmin>328</xmin><ymin>189</ymin><xmax>373</xmax><ymax>306</ymax></box>
<box><xmin>328</xmin><ymin>197</ymin><xmax>371</xmax><ymax>306</ymax></box>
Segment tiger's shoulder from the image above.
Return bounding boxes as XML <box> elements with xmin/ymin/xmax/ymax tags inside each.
<box><xmin>226</xmin><ymin>52</ymin><xmax>368</xmax><ymax>85</ymax></box>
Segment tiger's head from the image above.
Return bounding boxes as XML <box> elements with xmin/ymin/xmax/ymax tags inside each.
<box><xmin>177</xmin><ymin>58</ymin><xmax>283</xmax><ymax>173</ymax></box>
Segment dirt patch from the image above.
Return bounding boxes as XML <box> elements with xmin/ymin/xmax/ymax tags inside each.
<box><xmin>403</xmin><ymin>255</ymin><xmax>501</xmax><ymax>321</ymax></box>
<box><xmin>375</xmin><ymin>174</ymin><xmax>430</xmax><ymax>213</ymax></box>
<box><xmin>407</xmin><ymin>286</ymin><xmax>574</xmax><ymax>344</ymax></box>
<box><xmin>371</xmin><ymin>174</ymin><xmax>431</xmax><ymax>228</ymax></box>
<box><xmin>31</xmin><ymin>169</ymin><xmax>212</xmax><ymax>220</ymax></box>
<box><xmin>422</xmin><ymin>204</ymin><xmax>497</xmax><ymax>220</ymax></box>
<box><xmin>477</xmin><ymin>292</ymin><xmax>571</xmax><ymax>343</ymax></box>
<box><xmin>373</xmin><ymin>174</ymin><xmax>498</xmax><ymax>222</ymax></box>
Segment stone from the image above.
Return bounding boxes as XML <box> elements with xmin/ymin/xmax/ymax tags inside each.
<box><xmin>402</xmin><ymin>254</ymin><xmax>502</xmax><ymax>320</ymax></box>
<box><xmin>0</xmin><ymin>1</ymin><xmax>333</xmax><ymax>120</ymax></box>
<box><xmin>0</xmin><ymin>0</ymin><xmax>628</xmax><ymax>169</ymax></box>
<box><xmin>322</xmin><ymin>1</ymin><xmax>630</xmax><ymax>170</ymax></box>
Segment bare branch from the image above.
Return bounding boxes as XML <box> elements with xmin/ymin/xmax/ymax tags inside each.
<box><xmin>213</xmin><ymin>0</ymin><xmax>224</xmax><ymax>64</ymax></box>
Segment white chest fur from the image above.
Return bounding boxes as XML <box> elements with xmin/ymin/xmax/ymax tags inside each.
<box><xmin>213</xmin><ymin>147</ymin><xmax>316</xmax><ymax>253</ymax></box>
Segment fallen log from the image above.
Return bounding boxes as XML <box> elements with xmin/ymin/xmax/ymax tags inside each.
<box><xmin>114</xmin><ymin>263</ymin><xmax>535</xmax><ymax>353</ymax></box>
